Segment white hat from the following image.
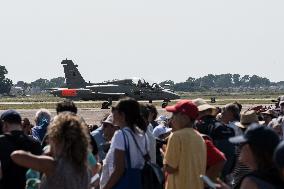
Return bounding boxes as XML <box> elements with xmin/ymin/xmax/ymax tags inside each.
<box><xmin>153</xmin><ymin>125</ymin><xmax>172</xmax><ymax>138</ymax></box>
<box><xmin>102</xmin><ymin>114</ymin><xmax>114</xmax><ymax>125</ymax></box>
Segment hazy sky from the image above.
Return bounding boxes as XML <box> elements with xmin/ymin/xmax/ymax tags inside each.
<box><xmin>1</xmin><ymin>0</ymin><xmax>283</xmax><ymax>84</ymax></box>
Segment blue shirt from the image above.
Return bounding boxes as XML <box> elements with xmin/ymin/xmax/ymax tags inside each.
<box><xmin>91</xmin><ymin>127</ymin><xmax>106</xmax><ymax>162</ymax></box>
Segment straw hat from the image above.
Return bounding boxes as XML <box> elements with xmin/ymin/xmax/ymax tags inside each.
<box><xmin>235</xmin><ymin>110</ymin><xmax>259</xmax><ymax>129</ymax></box>
<box><xmin>192</xmin><ymin>98</ymin><xmax>217</xmax><ymax>112</ymax></box>
<box><xmin>262</xmin><ymin>109</ymin><xmax>276</xmax><ymax>118</ymax></box>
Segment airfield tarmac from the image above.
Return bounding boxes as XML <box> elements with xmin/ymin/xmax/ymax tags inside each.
<box><xmin>0</xmin><ymin>103</ymin><xmax>273</xmax><ymax>125</ymax></box>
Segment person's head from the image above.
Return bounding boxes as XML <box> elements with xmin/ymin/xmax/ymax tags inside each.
<box><xmin>274</xmin><ymin>141</ymin><xmax>284</xmax><ymax>177</ymax></box>
<box><xmin>21</xmin><ymin>118</ymin><xmax>32</xmax><ymax>135</ymax></box>
<box><xmin>140</xmin><ymin>103</ymin><xmax>150</xmax><ymax>126</ymax></box>
<box><xmin>221</xmin><ymin>103</ymin><xmax>240</xmax><ymax>124</ymax></box>
<box><xmin>192</xmin><ymin>98</ymin><xmax>217</xmax><ymax>118</ymax></box>
<box><xmin>235</xmin><ymin>110</ymin><xmax>259</xmax><ymax>131</ymax></box>
<box><xmin>166</xmin><ymin>100</ymin><xmax>198</xmax><ymax>131</ymax></box>
<box><xmin>1</xmin><ymin>110</ymin><xmax>22</xmax><ymax>133</ymax></box>
<box><xmin>230</xmin><ymin>124</ymin><xmax>280</xmax><ymax>171</ymax></box>
<box><xmin>146</xmin><ymin>103</ymin><xmax>158</xmax><ymax>122</ymax></box>
<box><xmin>269</xmin><ymin>119</ymin><xmax>283</xmax><ymax>140</ymax></box>
<box><xmin>35</xmin><ymin>109</ymin><xmax>51</xmax><ymax>126</ymax></box>
<box><xmin>112</xmin><ymin>97</ymin><xmax>147</xmax><ymax>132</ymax></box>
<box><xmin>156</xmin><ymin>115</ymin><xmax>169</xmax><ymax>126</ymax></box>
<box><xmin>56</xmin><ymin>100</ymin><xmax>78</xmax><ymax>114</ymax></box>
<box><xmin>153</xmin><ymin>126</ymin><xmax>172</xmax><ymax>139</ymax></box>
<box><xmin>280</xmin><ymin>102</ymin><xmax>284</xmax><ymax>115</ymax></box>
<box><xmin>233</xmin><ymin>101</ymin><xmax>242</xmax><ymax>112</ymax></box>
<box><xmin>262</xmin><ymin>110</ymin><xmax>276</xmax><ymax>125</ymax></box>
<box><xmin>48</xmin><ymin>112</ymin><xmax>90</xmax><ymax>172</ymax></box>
<box><xmin>102</xmin><ymin>114</ymin><xmax>119</xmax><ymax>141</ymax></box>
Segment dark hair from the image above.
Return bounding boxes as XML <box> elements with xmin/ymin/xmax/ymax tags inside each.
<box><xmin>249</xmin><ymin>129</ymin><xmax>280</xmax><ymax>171</ymax></box>
<box><xmin>146</xmin><ymin>103</ymin><xmax>158</xmax><ymax>121</ymax></box>
<box><xmin>233</xmin><ymin>101</ymin><xmax>242</xmax><ymax>112</ymax></box>
<box><xmin>140</xmin><ymin>103</ymin><xmax>150</xmax><ymax>121</ymax></box>
<box><xmin>114</xmin><ymin>97</ymin><xmax>147</xmax><ymax>132</ymax></box>
<box><xmin>224</xmin><ymin>103</ymin><xmax>240</xmax><ymax>121</ymax></box>
<box><xmin>56</xmin><ymin>100</ymin><xmax>78</xmax><ymax>114</ymax></box>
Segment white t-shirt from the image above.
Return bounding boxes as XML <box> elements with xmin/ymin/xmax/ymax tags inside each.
<box><xmin>111</xmin><ymin>127</ymin><xmax>151</xmax><ymax>168</ymax></box>
<box><xmin>100</xmin><ymin>127</ymin><xmax>152</xmax><ymax>189</ymax></box>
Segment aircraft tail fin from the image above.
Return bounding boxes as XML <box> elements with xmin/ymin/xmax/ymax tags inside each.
<box><xmin>61</xmin><ymin>59</ymin><xmax>87</xmax><ymax>88</ymax></box>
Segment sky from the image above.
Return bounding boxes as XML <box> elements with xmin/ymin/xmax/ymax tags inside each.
<box><xmin>0</xmin><ymin>0</ymin><xmax>283</xmax><ymax>84</ymax></box>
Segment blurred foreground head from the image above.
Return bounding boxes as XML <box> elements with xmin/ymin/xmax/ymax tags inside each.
<box><xmin>48</xmin><ymin>112</ymin><xmax>90</xmax><ymax>172</ymax></box>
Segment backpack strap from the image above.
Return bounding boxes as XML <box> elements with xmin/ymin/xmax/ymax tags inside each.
<box><xmin>121</xmin><ymin>129</ymin><xmax>132</xmax><ymax>168</ymax></box>
<box><xmin>125</xmin><ymin>129</ymin><xmax>150</xmax><ymax>162</ymax></box>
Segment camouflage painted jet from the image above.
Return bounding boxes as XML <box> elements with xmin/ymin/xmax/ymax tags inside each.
<box><xmin>51</xmin><ymin>59</ymin><xmax>180</xmax><ymax>107</ymax></box>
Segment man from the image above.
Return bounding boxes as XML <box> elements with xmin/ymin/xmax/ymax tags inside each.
<box><xmin>91</xmin><ymin>114</ymin><xmax>118</xmax><ymax>162</ymax></box>
<box><xmin>221</xmin><ymin>103</ymin><xmax>241</xmax><ymax>136</ymax></box>
<box><xmin>261</xmin><ymin>109</ymin><xmax>276</xmax><ymax>127</ymax></box>
<box><xmin>164</xmin><ymin>100</ymin><xmax>206</xmax><ymax>189</ymax></box>
<box><xmin>0</xmin><ymin>110</ymin><xmax>42</xmax><ymax>189</ymax></box>
<box><xmin>31</xmin><ymin>109</ymin><xmax>51</xmax><ymax>143</ymax></box>
<box><xmin>194</xmin><ymin>99</ymin><xmax>235</xmax><ymax>178</ymax></box>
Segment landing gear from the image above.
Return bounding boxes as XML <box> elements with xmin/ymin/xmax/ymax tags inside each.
<box><xmin>162</xmin><ymin>102</ymin><xmax>168</xmax><ymax>108</ymax></box>
<box><xmin>101</xmin><ymin>98</ymin><xmax>113</xmax><ymax>109</ymax></box>
<box><xmin>162</xmin><ymin>98</ymin><xmax>170</xmax><ymax>108</ymax></box>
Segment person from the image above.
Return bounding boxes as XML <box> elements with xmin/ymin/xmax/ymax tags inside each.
<box><xmin>91</xmin><ymin>113</ymin><xmax>118</xmax><ymax>162</ymax></box>
<box><xmin>221</xmin><ymin>103</ymin><xmax>241</xmax><ymax>136</ymax></box>
<box><xmin>146</xmin><ymin>103</ymin><xmax>159</xmax><ymax>129</ymax></box>
<box><xmin>261</xmin><ymin>110</ymin><xmax>276</xmax><ymax>127</ymax></box>
<box><xmin>56</xmin><ymin>99</ymin><xmax>78</xmax><ymax>114</ymax></box>
<box><xmin>31</xmin><ymin>109</ymin><xmax>51</xmax><ymax>143</ymax></box>
<box><xmin>231</xmin><ymin>110</ymin><xmax>260</xmax><ymax>188</ymax></box>
<box><xmin>21</xmin><ymin>117</ymin><xmax>33</xmax><ymax>136</ymax></box>
<box><xmin>152</xmin><ymin>121</ymin><xmax>172</xmax><ymax>168</ymax></box>
<box><xmin>279</xmin><ymin>98</ymin><xmax>284</xmax><ymax>116</ymax></box>
<box><xmin>218</xmin><ymin>124</ymin><xmax>284</xmax><ymax>189</ymax></box>
<box><xmin>202</xmin><ymin>134</ymin><xmax>227</xmax><ymax>184</ymax></box>
<box><xmin>101</xmin><ymin>97</ymin><xmax>153</xmax><ymax>189</ymax></box>
<box><xmin>0</xmin><ymin>110</ymin><xmax>42</xmax><ymax>189</ymax></box>
<box><xmin>163</xmin><ymin>100</ymin><xmax>206</xmax><ymax>189</ymax></box>
<box><xmin>140</xmin><ymin>103</ymin><xmax>156</xmax><ymax>164</ymax></box>
<box><xmin>269</xmin><ymin>119</ymin><xmax>283</xmax><ymax>140</ymax></box>
<box><xmin>11</xmin><ymin>112</ymin><xmax>92</xmax><ymax>189</ymax></box>
<box><xmin>194</xmin><ymin>98</ymin><xmax>235</xmax><ymax>178</ymax></box>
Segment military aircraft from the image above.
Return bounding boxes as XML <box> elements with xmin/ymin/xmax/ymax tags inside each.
<box><xmin>50</xmin><ymin>59</ymin><xmax>180</xmax><ymax>108</ymax></box>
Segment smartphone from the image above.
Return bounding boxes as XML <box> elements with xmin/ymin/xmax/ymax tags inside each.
<box><xmin>200</xmin><ymin>175</ymin><xmax>217</xmax><ymax>189</ymax></box>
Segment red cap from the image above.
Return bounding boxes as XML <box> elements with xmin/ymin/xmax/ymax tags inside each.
<box><xmin>166</xmin><ymin>100</ymin><xmax>198</xmax><ymax>120</ymax></box>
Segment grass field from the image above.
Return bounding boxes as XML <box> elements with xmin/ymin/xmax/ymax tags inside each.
<box><xmin>0</xmin><ymin>92</ymin><xmax>281</xmax><ymax>110</ymax></box>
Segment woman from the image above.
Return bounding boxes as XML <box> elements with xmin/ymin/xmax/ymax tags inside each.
<box><xmin>11</xmin><ymin>112</ymin><xmax>91</xmax><ymax>189</ymax></box>
<box><xmin>100</xmin><ymin>97</ymin><xmax>151</xmax><ymax>189</ymax></box>
<box><xmin>218</xmin><ymin>124</ymin><xmax>284</xmax><ymax>189</ymax></box>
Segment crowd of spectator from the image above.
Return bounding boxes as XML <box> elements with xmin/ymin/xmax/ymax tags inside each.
<box><xmin>0</xmin><ymin>97</ymin><xmax>284</xmax><ymax>189</ymax></box>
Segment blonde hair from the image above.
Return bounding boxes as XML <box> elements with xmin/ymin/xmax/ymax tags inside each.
<box><xmin>48</xmin><ymin>112</ymin><xmax>90</xmax><ymax>172</ymax></box>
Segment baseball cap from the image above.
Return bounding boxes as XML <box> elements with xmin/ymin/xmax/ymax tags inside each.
<box><xmin>0</xmin><ymin>110</ymin><xmax>22</xmax><ymax>125</ymax></box>
<box><xmin>166</xmin><ymin>100</ymin><xmax>198</xmax><ymax>120</ymax></box>
<box><xmin>152</xmin><ymin>125</ymin><xmax>172</xmax><ymax>138</ymax></box>
<box><xmin>229</xmin><ymin>124</ymin><xmax>280</xmax><ymax>147</ymax></box>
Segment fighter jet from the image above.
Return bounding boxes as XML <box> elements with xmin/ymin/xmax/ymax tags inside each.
<box><xmin>50</xmin><ymin>59</ymin><xmax>180</xmax><ymax>107</ymax></box>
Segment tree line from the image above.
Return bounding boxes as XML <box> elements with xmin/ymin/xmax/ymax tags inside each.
<box><xmin>160</xmin><ymin>74</ymin><xmax>284</xmax><ymax>92</ymax></box>
<box><xmin>0</xmin><ymin>65</ymin><xmax>283</xmax><ymax>94</ymax></box>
